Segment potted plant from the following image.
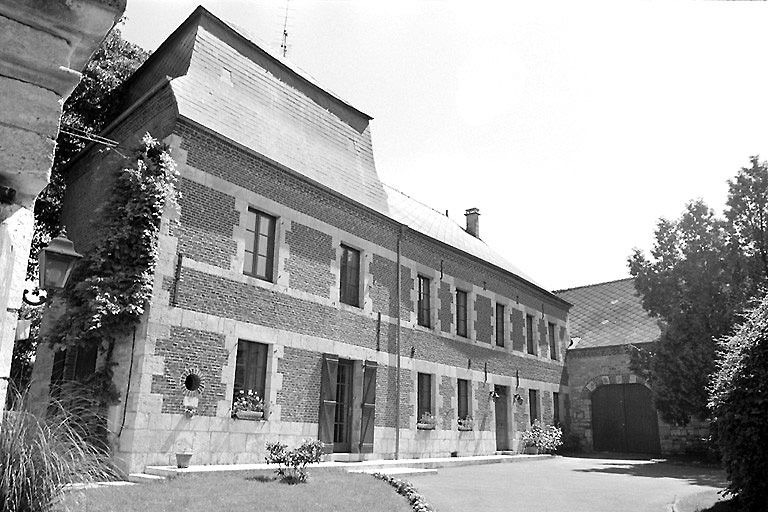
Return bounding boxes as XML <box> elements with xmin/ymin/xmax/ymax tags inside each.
<box><xmin>176</xmin><ymin>452</ymin><xmax>193</xmax><ymax>468</ymax></box>
<box><xmin>416</xmin><ymin>412</ymin><xmax>436</xmax><ymax>430</ymax></box>
<box><xmin>457</xmin><ymin>415</ymin><xmax>474</xmax><ymax>431</ymax></box>
<box><xmin>232</xmin><ymin>389</ymin><xmax>265</xmax><ymax>420</ymax></box>
<box><xmin>520</xmin><ymin>420</ymin><xmax>563</xmax><ymax>454</ymax></box>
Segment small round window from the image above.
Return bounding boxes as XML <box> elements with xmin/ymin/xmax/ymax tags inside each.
<box><xmin>184</xmin><ymin>373</ymin><xmax>201</xmax><ymax>392</ymax></box>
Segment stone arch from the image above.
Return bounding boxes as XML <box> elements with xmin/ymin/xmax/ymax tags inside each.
<box><xmin>580</xmin><ymin>373</ymin><xmax>650</xmax><ymax>399</ymax></box>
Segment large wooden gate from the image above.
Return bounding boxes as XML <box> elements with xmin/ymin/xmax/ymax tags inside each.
<box><xmin>591</xmin><ymin>383</ymin><xmax>660</xmax><ymax>454</ymax></box>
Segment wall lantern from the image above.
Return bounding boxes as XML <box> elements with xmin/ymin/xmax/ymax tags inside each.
<box><xmin>23</xmin><ymin>232</ymin><xmax>82</xmax><ymax>306</ymax></box>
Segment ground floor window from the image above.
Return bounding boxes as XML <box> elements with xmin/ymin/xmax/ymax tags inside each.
<box><xmin>553</xmin><ymin>391</ymin><xmax>560</xmax><ymax>424</ymax></box>
<box><xmin>457</xmin><ymin>378</ymin><xmax>470</xmax><ymax>419</ymax></box>
<box><xmin>417</xmin><ymin>372</ymin><xmax>433</xmax><ymax>421</ymax></box>
<box><xmin>529</xmin><ymin>389</ymin><xmax>540</xmax><ymax>424</ymax></box>
<box><xmin>234</xmin><ymin>340</ymin><xmax>268</xmax><ymax>401</ymax></box>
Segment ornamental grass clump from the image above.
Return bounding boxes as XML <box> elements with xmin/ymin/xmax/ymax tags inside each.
<box><xmin>0</xmin><ymin>389</ymin><xmax>115</xmax><ymax>512</ymax></box>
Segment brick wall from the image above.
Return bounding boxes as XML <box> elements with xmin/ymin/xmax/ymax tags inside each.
<box><xmin>375</xmin><ymin>366</ymin><xmax>413</xmax><ymax>428</ymax></box>
<box><xmin>276</xmin><ymin>346</ymin><xmax>321</xmax><ymax>422</ymax></box>
<box><xmin>285</xmin><ymin>221</ymin><xmax>335</xmax><ymax>298</ymax></box>
<box><xmin>511</xmin><ymin>309</ymin><xmax>524</xmax><ymax>352</ymax></box>
<box><xmin>369</xmin><ymin>254</ymin><xmax>413</xmax><ymax>318</ymax></box>
<box><xmin>475</xmin><ymin>381</ymin><xmax>492</xmax><ymax>431</ymax></box>
<box><xmin>439</xmin><ymin>376</ymin><xmax>455</xmax><ymax>430</ymax></box>
<box><xmin>150</xmin><ymin>326</ymin><xmax>228</xmax><ymax>416</ymax></box>
<box><xmin>438</xmin><ymin>281</ymin><xmax>453</xmax><ymax>334</ymax></box>
<box><xmin>177</xmin><ymin>177</ymin><xmax>239</xmax><ymax>268</ymax></box>
<box><xmin>475</xmin><ymin>295</ymin><xmax>492</xmax><ymax>343</ymax></box>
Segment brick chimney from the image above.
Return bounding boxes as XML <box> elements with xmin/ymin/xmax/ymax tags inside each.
<box><xmin>464</xmin><ymin>208</ymin><xmax>480</xmax><ymax>238</ymax></box>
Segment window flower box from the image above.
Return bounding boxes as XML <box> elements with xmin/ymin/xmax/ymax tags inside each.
<box><xmin>231</xmin><ymin>389</ymin><xmax>266</xmax><ymax>420</ymax></box>
<box><xmin>416</xmin><ymin>412</ymin><xmax>436</xmax><ymax>430</ymax></box>
<box><xmin>457</xmin><ymin>416</ymin><xmax>474</xmax><ymax>431</ymax></box>
<box><xmin>234</xmin><ymin>410</ymin><xmax>264</xmax><ymax>421</ymax></box>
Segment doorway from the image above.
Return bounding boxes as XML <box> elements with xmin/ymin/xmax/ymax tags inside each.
<box><xmin>332</xmin><ymin>359</ymin><xmax>353</xmax><ymax>452</ymax></box>
<box><xmin>591</xmin><ymin>383</ymin><xmax>660</xmax><ymax>454</ymax></box>
<box><xmin>494</xmin><ymin>385</ymin><xmax>510</xmax><ymax>451</ymax></box>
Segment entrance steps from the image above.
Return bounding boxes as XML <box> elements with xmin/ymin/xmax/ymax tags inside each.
<box><xmin>140</xmin><ymin>453</ymin><xmax>550</xmax><ymax>480</ymax></box>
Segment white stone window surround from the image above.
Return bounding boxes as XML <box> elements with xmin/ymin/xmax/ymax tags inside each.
<box><xmin>410</xmin><ymin>263</ymin><xmax>440</xmax><ymax>333</ymax></box>
<box><xmin>335</xmin><ymin>238</ymin><xmax>367</xmax><ymax>312</ymax></box>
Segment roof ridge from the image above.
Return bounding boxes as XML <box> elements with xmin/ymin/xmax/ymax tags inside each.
<box><xmin>382</xmin><ymin>182</ymin><xmax>458</xmax><ymax>224</ymax></box>
<box><xmin>554</xmin><ymin>276</ymin><xmax>633</xmax><ymax>294</ymax></box>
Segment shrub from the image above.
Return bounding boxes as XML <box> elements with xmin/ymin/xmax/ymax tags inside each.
<box><xmin>710</xmin><ymin>293</ymin><xmax>768</xmax><ymax>510</ymax></box>
<box><xmin>264</xmin><ymin>440</ymin><xmax>323</xmax><ymax>483</ymax></box>
<box><xmin>520</xmin><ymin>421</ymin><xmax>563</xmax><ymax>453</ymax></box>
<box><xmin>0</xmin><ymin>389</ymin><xmax>115</xmax><ymax>512</ymax></box>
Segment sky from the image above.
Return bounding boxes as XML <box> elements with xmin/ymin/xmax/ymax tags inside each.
<box><xmin>121</xmin><ymin>0</ymin><xmax>768</xmax><ymax>291</ymax></box>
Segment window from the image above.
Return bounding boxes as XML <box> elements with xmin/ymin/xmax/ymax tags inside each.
<box><xmin>553</xmin><ymin>391</ymin><xmax>561</xmax><ymax>425</ymax></box>
<box><xmin>339</xmin><ymin>245</ymin><xmax>361</xmax><ymax>307</ymax></box>
<box><xmin>548</xmin><ymin>322</ymin><xmax>558</xmax><ymax>360</ymax></box>
<box><xmin>529</xmin><ymin>389</ymin><xmax>539</xmax><ymax>424</ymax></box>
<box><xmin>456</xmin><ymin>290</ymin><xmax>468</xmax><ymax>337</ymax></box>
<box><xmin>417</xmin><ymin>275</ymin><xmax>431</xmax><ymax>328</ymax></box>
<box><xmin>495</xmin><ymin>304</ymin><xmax>505</xmax><ymax>347</ymax></box>
<box><xmin>244</xmin><ymin>208</ymin><xmax>276</xmax><ymax>281</ymax></box>
<box><xmin>526</xmin><ymin>314</ymin><xmax>536</xmax><ymax>354</ymax></box>
<box><xmin>417</xmin><ymin>373</ymin><xmax>433</xmax><ymax>420</ymax></box>
<box><xmin>457</xmin><ymin>378</ymin><xmax>470</xmax><ymax>419</ymax></box>
<box><xmin>234</xmin><ymin>340</ymin><xmax>268</xmax><ymax>402</ymax></box>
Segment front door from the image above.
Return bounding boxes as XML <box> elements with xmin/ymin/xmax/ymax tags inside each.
<box><xmin>494</xmin><ymin>385</ymin><xmax>509</xmax><ymax>451</ymax></box>
<box><xmin>333</xmin><ymin>359</ymin><xmax>353</xmax><ymax>452</ymax></box>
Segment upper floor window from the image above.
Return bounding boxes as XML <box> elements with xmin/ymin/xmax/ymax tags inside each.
<box><xmin>234</xmin><ymin>339</ymin><xmax>268</xmax><ymax>403</ymax></box>
<box><xmin>553</xmin><ymin>391</ymin><xmax>561</xmax><ymax>425</ymax></box>
<box><xmin>244</xmin><ymin>208</ymin><xmax>276</xmax><ymax>281</ymax></box>
<box><xmin>548</xmin><ymin>322</ymin><xmax>558</xmax><ymax>360</ymax></box>
<box><xmin>526</xmin><ymin>314</ymin><xmax>536</xmax><ymax>355</ymax></box>
<box><xmin>495</xmin><ymin>304</ymin><xmax>505</xmax><ymax>347</ymax></box>
<box><xmin>456</xmin><ymin>290</ymin><xmax>468</xmax><ymax>337</ymax></box>
<box><xmin>417</xmin><ymin>275</ymin><xmax>431</xmax><ymax>328</ymax></box>
<box><xmin>339</xmin><ymin>244</ymin><xmax>360</xmax><ymax>307</ymax></box>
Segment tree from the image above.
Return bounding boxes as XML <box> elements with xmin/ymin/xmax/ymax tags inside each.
<box><xmin>629</xmin><ymin>200</ymin><xmax>742</xmax><ymax>424</ymax></box>
<box><xmin>710</xmin><ymin>291</ymin><xmax>768</xmax><ymax>510</ymax></box>
<box><xmin>27</xmin><ymin>26</ymin><xmax>149</xmax><ymax>279</ymax></box>
<box><xmin>11</xmin><ymin>27</ymin><xmax>148</xmax><ymax>393</ymax></box>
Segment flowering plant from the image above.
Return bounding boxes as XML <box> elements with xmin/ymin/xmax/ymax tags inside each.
<box><xmin>520</xmin><ymin>420</ymin><xmax>563</xmax><ymax>453</ymax></box>
<box><xmin>417</xmin><ymin>412</ymin><xmax>436</xmax><ymax>427</ymax></box>
<box><xmin>232</xmin><ymin>390</ymin><xmax>265</xmax><ymax>413</ymax></box>
<box><xmin>457</xmin><ymin>415</ymin><xmax>474</xmax><ymax>430</ymax></box>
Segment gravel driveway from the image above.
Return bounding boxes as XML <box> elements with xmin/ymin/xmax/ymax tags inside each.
<box><xmin>407</xmin><ymin>455</ymin><xmax>726</xmax><ymax>512</ymax></box>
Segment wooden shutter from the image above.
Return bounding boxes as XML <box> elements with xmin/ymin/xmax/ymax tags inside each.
<box><xmin>318</xmin><ymin>353</ymin><xmax>338</xmax><ymax>454</ymax></box>
<box><xmin>359</xmin><ymin>361</ymin><xmax>377</xmax><ymax>453</ymax></box>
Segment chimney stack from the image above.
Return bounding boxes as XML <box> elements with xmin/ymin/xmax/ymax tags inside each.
<box><xmin>464</xmin><ymin>208</ymin><xmax>480</xmax><ymax>238</ymax></box>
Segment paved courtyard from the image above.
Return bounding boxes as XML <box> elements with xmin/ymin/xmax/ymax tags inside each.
<box><xmin>407</xmin><ymin>455</ymin><xmax>727</xmax><ymax>512</ymax></box>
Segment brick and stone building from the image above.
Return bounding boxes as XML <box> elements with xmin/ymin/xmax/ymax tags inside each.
<box><xmin>30</xmin><ymin>6</ymin><xmax>572</xmax><ymax>473</ymax></box>
<box><xmin>557</xmin><ymin>278</ymin><xmax>709</xmax><ymax>455</ymax></box>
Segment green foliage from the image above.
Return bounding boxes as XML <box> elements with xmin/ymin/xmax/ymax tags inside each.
<box><xmin>46</xmin><ymin>135</ymin><xmax>177</xmax><ymax>405</ymax></box>
<box><xmin>520</xmin><ymin>420</ymin><xmax>563</xmax><ymax>453</ymax></box>
<box><xmin>28</xmin><ymin>26</ymin><xmax>148</xmax><ymax>279</ymax></box>
<box><xmin>0</xmin><ymin>389</ymin><xmax>115</xmax><ymax>512</ymax></box>
<box><xmin>371</xmin><ymin>473</ymin><xmax>436</xmax><ymax>512</ymax></box>
<box><xmin>265</xmin><ymin>440</ymin><xmax>324</xmax><ymax>483</ymax></box>
<box><xmin>629</xmin><ymin>197</ymin><xmax>761</xmax><ymax>425</ymax></box>
<box><xmin>709</xmin><ymin>292</ymin><xmax>768</xmax><ymax>510</ymax></box>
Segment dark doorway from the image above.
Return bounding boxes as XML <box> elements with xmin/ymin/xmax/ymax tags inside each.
<box><xmin>494</xmin><ymin>385</ymin><xmax>509</xmax><ymax>451</ymax></box>
<box><xmin>591</xmin><ymin>383</ymin><xmax>660</xmax><ymax>454</ymax></box>
<box><xmin>332</xmin><ymin>359</ymin><xmax>353</xmax><ymax>452</ymax></box>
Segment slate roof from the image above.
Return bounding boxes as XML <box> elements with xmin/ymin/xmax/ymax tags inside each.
<box><xmin>125</xmin><ymin>6</ymin><xmax>564</xmax><ymax>304</ymax></box>
<box><xmin>555</xmin><ymin>278</ymin><xmax>661</xmax><ymax>349</ymax></box>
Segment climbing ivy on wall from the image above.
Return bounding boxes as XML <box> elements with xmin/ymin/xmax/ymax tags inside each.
<box><xmin>47</xmin><ymin>134</ymin><xmax>178</xmax><ymax>405</ymax></box>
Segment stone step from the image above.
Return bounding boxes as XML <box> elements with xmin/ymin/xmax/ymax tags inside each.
<box><xmin>128</xmin><ymin>473</ymin><xmax>167</xmax><ymax>484</ymax></box>
<box><xmin>144</xmin><ymin>454</ymin><xmax>550</xmax><ymax>478</ymax></box>
<box><xmin>348</xmin><ymin>467</ymin><xmax>438</xmax><ymax>476</ymax></box>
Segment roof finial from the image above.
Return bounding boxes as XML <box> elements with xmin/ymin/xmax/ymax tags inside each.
<box><xmin>280</xmin><ymin>0</ymin><xmax>290</xmax><ymax>58</ymax></box>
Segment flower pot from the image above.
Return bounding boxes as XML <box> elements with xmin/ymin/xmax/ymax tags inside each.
<box><xmin>176</xmin><ymin>453</ymin><xmax>192</xmax><ymax>468</ymax></box>
<box><xmin>458</xmin><ymin>425</ymin><xmax>473</xmax><ymax>432</ymax></box>
<box><xmin>235</xmin><ymin>410</ymin><xmax>264</xmax><ymax>421</ymax></box>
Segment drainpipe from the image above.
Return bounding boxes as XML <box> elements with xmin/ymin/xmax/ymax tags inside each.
<box><xmin>395</xmin><ymin>225</ymin><xmax>404</xmax><ymax>460</ymax></box>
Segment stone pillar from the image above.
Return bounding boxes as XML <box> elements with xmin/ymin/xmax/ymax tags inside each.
<box><xmin>0</xmin><ymin>0</ymin><xmax>126</xmax><ymax>412</ymax></box>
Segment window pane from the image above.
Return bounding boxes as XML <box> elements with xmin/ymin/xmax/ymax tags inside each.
<box><xmin>417</xmin><ymin>373</ymin><xmax>432</xmax><ymax>419</ymax></box>
<box><xmin>418</xmin><ymin>276</ymin><xmax>431</xmax><ymax>327</ymax></box>
<box><xmin>234</xmin><ymin>340</ymin><xmax>268</xmax><ymax>401</ymax></box>
<box><xmin>458</xmin><ymin>379</ymin><xmax>469</xmax><ymax>419</ymax></box>
<box><xmin>256</xmin><ymin>256</ymin><xmax>267</xmax><ymax>278</ymax></box>
<box><xmin>526</xmin><ymin>315</ymin><xmax>535</xmax><ymax>354</ymax></box>
<box><xmin>243</xmin><ymin>251</ymin><xmax>254</xmax><ymax>274</ymax></box>
<box><xmin>496</xmin><ymin>304</ymin><xmax>505</xmax><ymax>347</ymax></box>
<box><xmin>456</xmin><ymin>290</ymin><xmax>467</xmax><ymax>337</ymax></box>
<box><xmin>340</xmin><ymin>245</ymin><xmax>360</xmax><ymax>307</ymax></box>
<box><xmin>549</xmin><ymin>322</ymin><xmax>557</xmax><ymax>360</ymax></box>
<box><xmin>529</xmin><ymin>389</ymin><xmax>539</xmax><ymax>424</ymax></box>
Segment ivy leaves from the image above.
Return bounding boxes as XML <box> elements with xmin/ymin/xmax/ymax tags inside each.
<box><xmin>48</xmin><ymin>135</ymin><xmax>177</xmax><ymax>405</ymax></box>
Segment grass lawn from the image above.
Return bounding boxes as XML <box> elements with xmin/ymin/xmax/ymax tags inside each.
<box><xmin>64</xmin><ymin>469</ymin><xmax>412</xmax><ymax>512</ymax></box>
